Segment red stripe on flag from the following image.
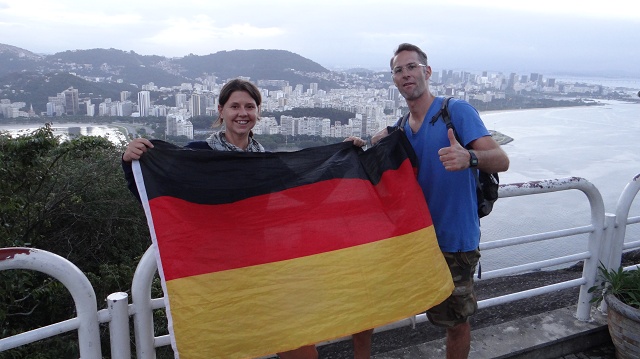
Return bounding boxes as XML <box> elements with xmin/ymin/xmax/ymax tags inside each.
<box><xmin>149</xmin><ymin>159</ymin><xmax>431</xmax><ymax>281</ymax></box>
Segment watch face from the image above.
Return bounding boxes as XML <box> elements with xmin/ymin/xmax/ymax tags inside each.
<box><xmin>469</xmin><ymin>151</ymin><xmax>478</xmax><ymax>167</ymax></box>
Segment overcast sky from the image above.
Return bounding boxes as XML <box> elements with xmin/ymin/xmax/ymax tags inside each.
<box><xmin>1</xmin><ymin>0</ymin><xmax>638</xmax><ymax>77</ymax></box>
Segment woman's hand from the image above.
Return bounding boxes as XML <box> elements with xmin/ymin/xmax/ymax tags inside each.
<box><xmin>122</xmin><ymin>138</ymin><xmax>154</xmax><ymax>162</ymax></box>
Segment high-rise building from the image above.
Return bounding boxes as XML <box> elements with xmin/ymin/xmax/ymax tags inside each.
<box><xmin>47</xmin><ymin>93</ymin><xmax>65</xmax><ymax>116</ymax></box>
<box><xmin>280</xmin><ymin>115</ymin><xmax>297</xmax><ymax>136</ymax></box>
<box><xmin>138</xmin><ymin>91</ymin><xmax>151</xmax><ymax>117</ymax></box>
<box><xmin>86</xmin><ymin>101</ymin><xmax>95</xmax><ymax>117</ymax></box>
<box><xmin>63</xmin><ymin>87</ymin><xmax>79</xmax><ymax>115</ymax></box>
<box><xmin>176</xmin><ymin>93</ymin><xmax>187</xmax><ymax>109</ymax></box>
<box><xmin>177</xmin><ymin>119</ymin><xmax>194</xmax><ymax>139</ymax></box>
<box><xmin>388</xmin><ymin>85</ymin><xmax>400</xmax><ymax>108</ymax></box>
<box><xmin>117</xmin><ymin>101</ymin><xmax>134</xmax><ymax>117</ymax></box>
<box><xmin>429</xmin><ymin>71</ymin><xmax>440</xmax><ymax>83</ymax></box>
<box><xmin>166</xmin><ymin>114</ymin><xmax>194</xmax><ymax>139</ymax></box>
<box><xmin>190</xmin><ymin>94</ymin><xmax>206</xmax><ymax>116</ymax></box>
<box><xmin>508</xmin><ymin>73</ymin><xmax>517</xmax><ymax>89</ymax></box>
<box><xmin>357</xmin><ymin>113</ymin><xmax>368</xmax><ymax>137</ymax></box>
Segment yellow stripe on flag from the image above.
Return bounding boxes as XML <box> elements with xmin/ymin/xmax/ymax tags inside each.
<box><xmin>166</xmin><ymin>227</ymin><xmax>453</xmax><ymax>359</ymax></box>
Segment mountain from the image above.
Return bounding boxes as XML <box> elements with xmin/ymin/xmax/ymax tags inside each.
<box><xmin>0</xmin><ymin>43</ymin><xmax>45</xmax><ymax>75</ymax></box>
<box><xmin>176</xmin><ymin>49</ymin><xmax>327</xmax><ymax>79</ymax></box>
<box><xmin>0</xmin><ymin>44</ymin><xmax>343</xmax><ymax>113</ymax></box>
<box><xmin>174</xmin><ymin>49</ymin><xmax>341</xmax><ymax>90</ymax></box>
<box><xmin>45</xmin><ymin>48</ymin><xmax>189</xmax><ymax>87</ymax></box>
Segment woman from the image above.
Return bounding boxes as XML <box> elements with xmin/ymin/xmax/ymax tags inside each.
<box><xmin>123</xmin><ymin>78</ymin><xmax>364</xmax><ymax>359</ymax></box>
<box><xmin>124</xmin><ymin>78</ymin><xmax>264</xmax><ymax>161</ymax></box>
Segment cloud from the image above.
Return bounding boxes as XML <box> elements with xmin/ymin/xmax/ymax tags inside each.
<box><xmin>0</xmin><ymin>0</ymin><xmax>638</xmax><ymax>75</ymax></box>
<box><xmin>445</xmin><ymin>0</ymin><xmax>640</xmax><ymax>20</ymax></box>
<box><xmin>142</xmin><ymin>16</ymin><xmax>285</xmax><ymax>53</ymax></box>
<box><xmin>1</xmin><ymin>1</ymin><xmax>141</xmax><ymax>26</ymax></box>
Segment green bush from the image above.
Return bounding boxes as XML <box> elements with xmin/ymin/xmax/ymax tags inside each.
<box><xmin>0</xmin><ymin>125</ymin><xmax>156</xmax><ymax>358</ymax></box>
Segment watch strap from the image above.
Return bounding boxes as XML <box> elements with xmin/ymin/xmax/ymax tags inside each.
<box><xmin>468</xmin><ymin>150</ymin><xmax>478</xmax><ymax>168</ymax></box>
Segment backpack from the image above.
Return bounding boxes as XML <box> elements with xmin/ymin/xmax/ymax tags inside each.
<box><xmin>398</xmin><ymin>96</ymin><xmax>499</xmax><ymax>218</ymax></box>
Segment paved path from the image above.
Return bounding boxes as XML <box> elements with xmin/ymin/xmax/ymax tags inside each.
<box><xmin>553</xmin><ymin>343</ymin><xmax>616</xmax><ymax>359</ymax></box>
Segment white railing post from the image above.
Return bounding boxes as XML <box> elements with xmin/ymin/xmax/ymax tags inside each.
<box><xmin>574</xmin><ymin>179</ymin><xmax>606</xmax><ymax>321</ymax></box>
<box><xmin>0</xmin><ymin>248</ymin><xmax>102</xmax><ymax>358</ymax></box>
<box><xmin>596</xmin><ymin>214</ymin><xmax>617</xmax><ymax>313</ymax></box>
<box><xmin>610</xmin><ymin>173</ymin><xmax>640</xmax><ymax>270</ymax></box>
<box><xmin>107</xmin><ymin>292</ymin><xmax>131</xmax><ymax>359</ymax></box>
<box><xmin>131</xmin><ymin>245</ymin><xmax>160</xmax><ymax>359</ymax></box>
<box><xmin>599</xmin><ymin>213</ymin><xmax>617</xmax><ymax>272</ymax></box>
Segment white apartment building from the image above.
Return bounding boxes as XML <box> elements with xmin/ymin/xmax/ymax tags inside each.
<box><xmin>166</xmin><ymin>113</ymin><xmax>194</xmax><ymax>139</ymax></box>
<box><xmin>137</xmin><ymin>91</ymin><xmax>151</xmax><ymax>117</ymax></box>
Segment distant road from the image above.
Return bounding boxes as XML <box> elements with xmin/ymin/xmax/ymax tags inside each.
<box><xmin>111</xmin><ymin>121</ymin><xmax>154</xmax><ymax>139</ymax></box>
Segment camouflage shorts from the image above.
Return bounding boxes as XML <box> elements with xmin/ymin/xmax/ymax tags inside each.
<box><xmin>426</xmin><ymin>249</ymin><xmax>481</xmax><ymax>328</ymax></box>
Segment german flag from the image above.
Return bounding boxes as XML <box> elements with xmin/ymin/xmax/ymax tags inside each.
<box><xmin>132</xmin><ymin>130</ymin><xmax>453</xmax><ymax>359</ymax></box>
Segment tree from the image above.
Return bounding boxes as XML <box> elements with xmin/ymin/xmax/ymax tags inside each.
<box><xmin>0</xmin><ymin>125</ymin><xmax>154</xmax><ymax>357</ymax></box>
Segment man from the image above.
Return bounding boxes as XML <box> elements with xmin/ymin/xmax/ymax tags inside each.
<box><xmin>358</xmin><ymin>43</ymin><xmax>510</xmax><ymax>358</ymax></box>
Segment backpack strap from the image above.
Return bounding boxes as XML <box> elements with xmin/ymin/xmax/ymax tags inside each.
<box><xmin>398</xmin><ymin>96</ymin><xmax>453</xmax><ymax>134</ymax></box>
<box><xmin>430</xmin><ymin>96</ymin><xmax>462</xmax><ymax>144</ymax></box>
<box><xmin>384</xmin><ymin>113</ymin><xmax>409</xmax><ymax>139</ymax></box>
<box><xmin>431</xmin><ymin>96</ymin><xmax>484</xmax><ymax>202</ymax></box>
<box><xmin>398</xmin><ymin>113</ymin><xmax>410</xmax><ymax>132</ymax></box>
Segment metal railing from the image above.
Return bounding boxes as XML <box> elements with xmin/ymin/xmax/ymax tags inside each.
<box><xmin>1</xmin><ymin>175</ymin><xmax>639</xmax><ymax>358</ymax></box>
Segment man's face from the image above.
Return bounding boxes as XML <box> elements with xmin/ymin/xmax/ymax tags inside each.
<box><xmin>392</xmin><ymin>50</ymin><xmax>431</xmax><ymax>101</ymax></box>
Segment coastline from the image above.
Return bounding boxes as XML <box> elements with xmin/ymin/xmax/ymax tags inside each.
<box><xmin>2</xmin><ymin>101</ymin><xmax>634</xmax><ymax>148</ymax></box>
<box><xmin>489</xmin><ymin>130</ymin><xmax>513</xmax><ymax>145</ymax></box>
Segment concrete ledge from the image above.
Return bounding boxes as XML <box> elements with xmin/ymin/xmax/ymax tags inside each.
<box><xmin>373</xmin><ymin>306</ymin><xmax>611</xmax><ymax>359</ymax></box>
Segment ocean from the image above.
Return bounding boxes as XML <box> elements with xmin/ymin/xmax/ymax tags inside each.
<box><xmin>551</xmin><ymin>76</ymin><xmax>640</xmax><ymax>90</ymax></box>
<box><xmin>479</xmin><ymin>100</ymin><xmax>640</xmax><ymax>270</ymax></box>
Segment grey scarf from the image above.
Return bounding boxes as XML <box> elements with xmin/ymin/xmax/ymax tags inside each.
<box><xmin>205</xmin><ymin>131</ymin><xmax>265</xmax><ymax>152</ymax></box>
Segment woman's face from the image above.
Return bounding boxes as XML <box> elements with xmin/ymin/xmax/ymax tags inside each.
<box><xmin>218</xmin><ymin>90</ymin><xmax>259</xmax><ymax>140</ymax></box>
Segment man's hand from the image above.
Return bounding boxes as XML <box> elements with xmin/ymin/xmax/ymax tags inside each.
<box><xmin>344</xmin><ymin>136</ymin><xmax>366</xmax><ymax>147</ymax></box>
<box><xmin>370</xmin><ymin>128</ymin><xmax>389</xmax><ymax>146</ymax></box>
<box><xmin>123</xmin><ymin>138</ymin><xmax>154</xmax><ymax>162</ymax></box>
<box><xmin>437</xmin><ymin>128</ymin><xmax>470</xmax><ymax>171</ymax></box>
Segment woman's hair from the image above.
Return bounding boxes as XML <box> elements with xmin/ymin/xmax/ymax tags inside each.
<box><xmin>215</xmin><ymin>78</ymin><xmax>262</xmax><ymax>126</ymax></box>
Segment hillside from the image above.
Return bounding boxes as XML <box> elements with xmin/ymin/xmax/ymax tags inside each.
<box><xmin>0</xmin><ymin>44</ymin><xmax>344</xmax><ymax>112</ymax></box>
<box><xmin>0</xmin><ymin>72</ymin><xmax>139</xmax><ymax>113</ymax></box>
<box><xmin>0</xmin><ymin>43</ymin><xmax>45</xmax><ymax>75</ymax></box>
<box><xmin>45</xmin><ymin>48</ymin><xmax>189</xmax><ymax>87</ymax></box>
<box><xmin>175</xmin><ymin>49</ymin><xmax>332</xmax><ymax>85</ymax></box>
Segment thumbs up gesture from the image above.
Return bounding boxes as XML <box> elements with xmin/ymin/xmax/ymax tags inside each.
<box><xmin>437</xmin><ymin>128</ymin><xmax>469</xmax><ymax>171</ymax></box>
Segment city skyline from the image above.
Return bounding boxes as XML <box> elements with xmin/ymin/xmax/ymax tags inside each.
<box><xmin>4</xmin><ymin>64</ymin><xmax>629</xmax><ymax>142</ymax></box>
<box><xmin>1</xmin><ymin>0</ymin><xmax>639</xmax><ymax>77</ymax></box>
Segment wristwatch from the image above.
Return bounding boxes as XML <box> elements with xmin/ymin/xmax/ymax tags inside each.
<box><xmin>468</xmin><ymin>150</ymin><xmax>478</xmax><ymax>168</ymax></box>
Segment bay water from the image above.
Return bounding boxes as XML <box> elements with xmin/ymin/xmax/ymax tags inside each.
<box><xmin>479</xmin><ymin>100</ymin><xmax>640</xmax><ymax>271</ymax></box>
<box><xmin>0</xmin><ymin>123</ymin><xmax>127</xmax><ymax>144</ymax></box>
